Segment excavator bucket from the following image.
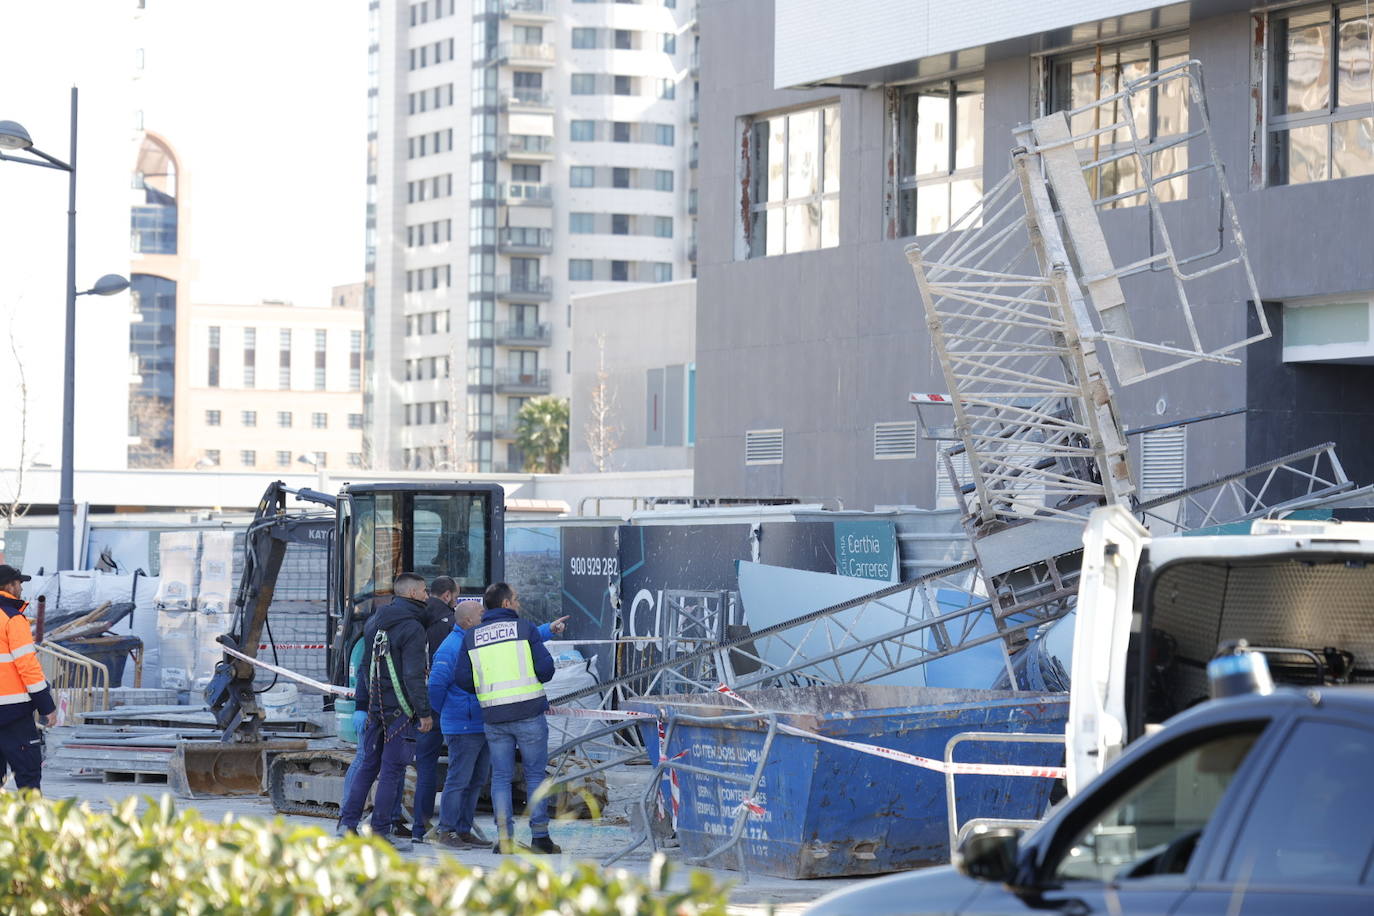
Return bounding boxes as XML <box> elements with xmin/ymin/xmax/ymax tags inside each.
<box><xmin>168</xmin><ymin>739</ymin><xmax>308</xmax><ymax>797</ymax></box>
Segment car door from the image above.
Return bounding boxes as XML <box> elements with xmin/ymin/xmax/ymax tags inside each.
<box><xmin>1173</xmin><ymin>716</ymin><xmax>1374</xmax><ymax>915</ymax></box>
<box><xmin>963</xmin><ymin>720</ymin><xmax>1272</xmax><ymax>915</ymax></box>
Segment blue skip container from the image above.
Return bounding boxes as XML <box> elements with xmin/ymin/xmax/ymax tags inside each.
<box><xmin>627</xmin><ymin>684</ymin><xmax>1067</xmax><ymax>879</ymax></box>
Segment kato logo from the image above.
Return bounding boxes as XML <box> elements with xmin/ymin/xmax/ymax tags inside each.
<box><xmin>474</xmin><ymin>621</ymin><xmax>518</xmax><ymax>646</ymax></box>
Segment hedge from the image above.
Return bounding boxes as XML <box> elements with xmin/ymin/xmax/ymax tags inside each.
<box><xmin>0</xmin><ymin>793</ymin><xmax>729</xmax><ymax>915</ymax></box>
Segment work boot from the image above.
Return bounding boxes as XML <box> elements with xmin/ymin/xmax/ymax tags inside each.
<box><xmin>458</xmin><ymin>827</ymin><xmax>490</xmax><ymax>847</ymax></box>
<box><xmin>436</xmin><ymin>830</ymin><xmax>469</xmax><ymax>849</ymax></box>
<box><xmin>492</xmin><ymin>836</ymin><xmax>531</xmax><ymax>855</ymax></box>
<box><xmin>529</xmin><ymin>835</ymin><xmax>561</xmax><ymax>855</ymax></box>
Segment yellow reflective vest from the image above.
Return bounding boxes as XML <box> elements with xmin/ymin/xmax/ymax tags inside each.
<box><xmin>468</xmin><ymin>619</ymin><xmax>545</xmax><ymax>709</ymax></box>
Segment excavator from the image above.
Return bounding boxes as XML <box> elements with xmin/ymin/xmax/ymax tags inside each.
<box><xmin>169</xmin><ymin>478</ymin><xmax>505</xmax><ymax>806</ymax></box>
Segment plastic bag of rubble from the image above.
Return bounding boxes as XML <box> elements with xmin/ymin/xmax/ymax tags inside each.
<box><xmin>157</xmin><ymin>607</ymin><xmax>198</xmax><ymax>692</ymax></box>
<box><xmin>196</xmin><ymin>532</ymin><xmax>235</xmax><ymax>615</ymax></box>
<box><xmin>154</xmin><ymin>531</ymin><xmax>201</xmax><ymax>611</ymax></box>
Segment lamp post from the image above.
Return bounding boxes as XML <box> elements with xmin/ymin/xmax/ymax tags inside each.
<box><xmin>0</xmin><ymin>87</ymin><xmax>130</xmax><ymax>570</ymax></box>
<box><xmin>298</xmin><ymin>453</ymin><xmax>327</xmax><ymax>493</ymax></box>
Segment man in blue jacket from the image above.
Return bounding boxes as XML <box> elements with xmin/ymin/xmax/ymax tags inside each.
<box><xmin>338</xmin><ymin>572</ymin><xmax>434</xmax><ymax>850</ymax></box>
<box><xmin>430</xmin><ymin>599</ymin><xmax>566</xmax><ymax>849</ymax></box>
<box><xmin>455</xmin><ymin>582</ymin><xmax>559</xmax><ymax>854</ymax></box>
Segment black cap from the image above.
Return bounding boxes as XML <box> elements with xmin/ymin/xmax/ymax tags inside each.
<box><xmin>0</xmin><ymin>565</ymin><xmax>31</xmax><ymax>586</ymax></box>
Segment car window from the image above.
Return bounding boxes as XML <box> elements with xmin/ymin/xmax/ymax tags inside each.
<box><xmin>1052</xmin><ymin>731</ymin><xmax>1261</xmax><ymax>883</ymax></box>
<box><xmin>1224</xmin><ymin>719</ymin><xmax>1374</xmax><ymax>886</ymax></box>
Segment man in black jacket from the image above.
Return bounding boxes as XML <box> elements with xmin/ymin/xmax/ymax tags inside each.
<box><xmin>339</xmin><ymin>571</ymin><xmax>434</xmax><ymax>850</ymax></box>
<box><xmin>411</xmin><ymin>574</ymin><xmax>458</xmax><ymax>839</ymax></box>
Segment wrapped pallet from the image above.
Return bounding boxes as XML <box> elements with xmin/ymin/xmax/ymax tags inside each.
<box><xmin>156</xmin><ymin>607</ymin><xmax>198</xmax><ymax>690</ymax></box>
<box><xmin>153</xmin><ymin>531</ymin><xmax>201</xmax><ymax>611</ymax></box>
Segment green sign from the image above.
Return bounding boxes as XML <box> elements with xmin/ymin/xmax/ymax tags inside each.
<box><xmin>834</xmin><ymin>521</ymin><xmax>897</xmax><ymax>582</ymax></box>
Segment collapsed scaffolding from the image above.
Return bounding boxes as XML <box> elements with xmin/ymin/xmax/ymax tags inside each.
<box><xmin>544</xmin><ymin>60</ymin><xmax>1374</xmax><ymax>872</ymax></box>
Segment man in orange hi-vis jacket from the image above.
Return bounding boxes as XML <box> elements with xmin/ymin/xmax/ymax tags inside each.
<box><xmin>0</xmin><ymin>565</ymin><xmax>57</xmax><ymax>791</ymax></box>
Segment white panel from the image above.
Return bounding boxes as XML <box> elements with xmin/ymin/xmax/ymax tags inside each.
<box><xmin>1140</xmin><ymin>427</ymin><xmax>1187</xmax><ymax>493</ymax></box>
<box><xmin>774</xmin><ymin>0</ymin><xmax>1181</xmax><ymax>89</ymax></box>
<box><xmin>873</xmin><ymin>421</ymin><xmax>919</xmax><ymax>459</ymax></box>
<box><xmin>507</xmin><ymin>112</ymin><xmax>554</xmax><ymax>136</ymax></box>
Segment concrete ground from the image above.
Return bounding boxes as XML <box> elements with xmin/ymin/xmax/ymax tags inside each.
<box><xmin>38</xmin><ymin>725</ymin><xmax>868</xmax><ymax>914</ymax></box>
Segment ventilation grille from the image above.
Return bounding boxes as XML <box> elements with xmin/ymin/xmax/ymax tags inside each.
<box><xmin>745</xmin><ymin>428</ymin><xmax>784</xmax><ymax>465</ymax></box>
<box><xmin>1140</xmin><ymin>427</ymin><xmax>1187</xmax><ymax>493</ymax></box>
<box><xmin>873</xmin><ymin>421</ymin><xmax>919</xmax><ymax>459</ymax></box>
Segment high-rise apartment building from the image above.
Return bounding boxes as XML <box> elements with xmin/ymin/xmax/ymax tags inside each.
<box><xmin>365</xmin><ymin>0</ymin><xmax>699</xmax><ymax>472</ymax></box>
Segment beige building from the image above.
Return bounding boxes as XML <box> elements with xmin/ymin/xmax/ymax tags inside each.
<box><xmin>181</xmin><ymin>299</ymin><xmax>366</xmax><ymax>472</ymax></box>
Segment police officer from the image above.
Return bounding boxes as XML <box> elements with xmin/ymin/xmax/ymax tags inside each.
<box><xmin>455</xmin><ymin>582</ymin><xmax>559</xmax><ymax>854</ymax></box>
<box><xmin>338</xmin><ymin>572</ymin><xmax>434</xmax><ymax>850</ymax></box>
<box><xmin>0</xmin><ymin>565</ymin><xmax>57</xmax><ymax>792</ymax></box>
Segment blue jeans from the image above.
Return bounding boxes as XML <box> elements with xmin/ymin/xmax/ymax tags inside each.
<box><xmin>339</xmin><ymin>712</ymin><xmax>415</xmax><ymax>836</ymax></box>
<box><xmin>341</xmin><ymin>734</ymin><xmax>403</xmax><ymax>829</ymax></box>
<box><xmin>485</xmin><ymin>714</ymin><xmax>550</xmax><ymax>840</ymax></box>
<box><xmin>439</xmin><ymin>732</ymin><xmax>491</xmax><ymax>835</ymax></box>
<box><xmin>411</xmin><ymin>727</ymin><xmax>446</xmax><ymax>835</ymax></box>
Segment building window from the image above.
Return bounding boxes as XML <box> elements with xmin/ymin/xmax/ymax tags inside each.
<box><xmin>612</xmin><ymin>167</ymin><xmax>631</xmax><ymax>188</ymax></box>
<box><xmin>655</xmin><ymin>123</ymin><xmax>675</xmax><ymax>145</ymax></box>
<box><xmin>570</xmin><ymin>166</ymin><xmax>595</xmax><ymax>187</ymax></box>
<box><xmin>1047</xmin><ymin>35</ymin><xmax>1190</xmax><ymax>205</ymax></box>
<box><xmin>312</xmin><ymin>412</ymin><xmax>328</xmax><ymax>429</ymax></box>
<box><xmin>203</xmin><ymin>449</ymin><xmax>220</xmax><ymax>466</ymax></box>
<box><xmin>313</xmin><ymin>451</ymin><xmax>327</xmax><ymax>468</ymax></box>
<box><xmin>208</xmin><ymin>326</ymin><xmax>220</xmax><ymax>388</ymax></box>
<box><xmin>276</xmin><ymin>450</ymin><xmax>292</xmax><ymax>468</ymax></box>
<box><xmin>278</xmin><ymin>411</ymin><xmax>293</xmax><ymax>428</ymax></box>
<box><xmin>613</xmin><ymin>121</ymin><xmax>631</xmax><ymax>142</ymax></box>
<box><xmin>611</xmin><ymin>260</ymin><xmax>629</xmax><ymax>281</ymax></box>
<box><xmin>349</xmin><ymin>330</ymin><xmax>362</xmax><ymax>391</ymax></box>
<box><xmin>205</xmin><ymin>409</ymin><xmax>221</xmax><ymax>426</ymax></box>
<box><xmin>569</xmin><ymin>259</ymin><xmax>593</xmax><ymax>281</ymax></box>
<box><xmin>1268</xmin><ymin>4</ymin><xmax>1374</xmax><ymax>185</ymax></box>
<box><xmin>659</xmin><ymin>78</ymin><xmax>676</xmax><ymax>99</ymax></box>
<box><xmin>278</xmin><ymin>328</ymin><xmax>292</xmax><ymax>388</ymax></box>
<box><xmin>893</xmin><ymin>77</ymin><xmax>985</xmax><ymax>237</ymax></box>
<box><xmin>242</xmin><ymin>327</ymin><xmax>256</xmax><ymax>388</ymax></box>
<box><xmin>241</xmin><ymin>449</ymin><xmax>257</xmax><ymax>467</ymax></box>
<box><xmin>663</xmin><ymin>32</ymin><xmax>676</xmax><ymax>54</ymax></box>
<box><xmin>653</xmin><ymin>262</ymin><xmax>672</xmax><ymax>282</ymax></box>
<box><xmin>571</xmin><ymin>73</ymin><xmax>596</xmax><ymax>95</ymax></box>
<box><xmin>314</xmin><ymin>328</ymin><xmax>327</xmax><ymax>390</ymax></box>
<box><xmin>654</xmin><ymin>169</ymin><xmax>674</xmax><ymax>191</ymax></box>
<box><xmin>570</xmin><ymin>212</ymin><xmax>594</xmax><ymax>233</ymax></box>
<box><xmin>348</xmin><ymin>452</ymin><xmax>364</xmax><ymax>468</ymax></box>
<box><xmin>241</xmin><ymin>410</ymin><xmax>257</xmax><ymax>427</ymax></box>
<box><xmin>654</xmin><ymin>216</ymin><xmax>673</xmax><ymax>238</ymax></box>
<box><xmin>571</xmin><ymin>27</ymin><xmax>597</xmax><ymax>49</ymax></box>
<box><xmin>614</xmin><ymin>29</ymin><xmax>633</xmax><ymax>50</ymax></box>
<box><xmin>746</xmin><ymin>103</ymin><xmax>841</xmax><ymax>256</ymax></box>
<box><xmin>614</xmin><ymin>75</ymin><xmax>633</xmax><ymax>96</ymax></box>
<box><xmin>570</xmin><ymin>119</ymin><xmax>595</xmax><ymax>141</ymax></box>
<box><xmin>611</xmin><ymin>213</ymin><xmax>630</xmax><ymax>234</ymax></box>
<box><xmin>348</xmin><ymin>412</ymin><xmax>364</xmax><ymax>429</ymax></box>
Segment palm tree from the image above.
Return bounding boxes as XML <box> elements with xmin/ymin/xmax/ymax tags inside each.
<box><xmin>515</xmin><ymin>396</ymin><xmax>569</xmax><ymax>473</ymax></box>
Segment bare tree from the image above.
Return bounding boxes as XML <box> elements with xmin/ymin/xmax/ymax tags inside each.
<box><xmin>0</xmin><ymin>329</ymin><xmax>33</xmax><ymax>531</ymax></box>
<box><xmin>583</xmin><ymin>333</ymin><xmax>620</xmax><ymax>473</ymax></box>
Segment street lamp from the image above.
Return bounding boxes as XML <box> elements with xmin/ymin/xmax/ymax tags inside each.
<box><xmin>0</xmin><ymin>88</ymin><xmax>129</xmax><ymax>571</ymax></box>
<box><xmin>298</xmin><ymin>453</ymin><xmax>326</xmax><ymax>492</ymax></box>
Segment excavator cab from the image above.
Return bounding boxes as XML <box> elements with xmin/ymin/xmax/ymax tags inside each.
<box><xmin>329</xmin><ymin>482</ymin><xmax>505</xmax><ymax>690</ymax></box>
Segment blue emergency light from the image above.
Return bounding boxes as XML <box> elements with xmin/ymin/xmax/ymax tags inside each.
<box><xmin>1207</xmin><ymin>640</ymin><xmax>1274</xmax><ymax>699</ymax></box>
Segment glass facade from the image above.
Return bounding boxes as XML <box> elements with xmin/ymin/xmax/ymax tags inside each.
<box><xmin>127</xmin><ymin>273</ymin><xmax>177</xmax><ymax>468</ymax></box>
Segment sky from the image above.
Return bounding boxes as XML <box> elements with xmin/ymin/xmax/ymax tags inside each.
<box><xmin>0</xmin><ymin>0</ymin><xmax>369</xmax><ymax>470</ymax></box>
<box><xmin>0</xmin><ymin>0</ymin><xmax>370</xmax><ymax>308</ymax></box>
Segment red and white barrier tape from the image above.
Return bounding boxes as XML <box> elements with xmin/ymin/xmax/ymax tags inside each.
<box><xmin>714</xmin><ymin>683</ymin><xmax>1065</xmax><ymax>781</ymax></box>
<box><xmin>544</xmin><ymin>704</ymin><xmax>652</xmax><ymax>721</ymax></box>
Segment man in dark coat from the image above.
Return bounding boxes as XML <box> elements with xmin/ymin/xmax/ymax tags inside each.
<box><xmin>411</xmin><ymin>574</ymin><xmax>458</xmax><ymax>839</ymax></box>
<box><xmin>338</xmin><ymin>572</ymin><xmax>434</xmax><ymax>850</ymax></box>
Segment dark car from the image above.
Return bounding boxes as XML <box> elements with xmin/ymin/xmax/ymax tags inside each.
<box><xmin>808</xmin><ymin>687</ymin><xmax>1374</xmax><ymax>915</ymax></box>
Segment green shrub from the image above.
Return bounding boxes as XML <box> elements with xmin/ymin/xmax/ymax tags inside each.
<box><xmin>0</xmin><ymin>793</ymin><xmax>729</xmax><ymax>915</ymax></box>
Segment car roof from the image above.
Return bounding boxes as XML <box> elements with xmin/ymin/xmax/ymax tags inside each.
<box><xmin>1146</xmin><ymin>685</ymin><xmax>1374</xmax><ymax>736</ymax></box>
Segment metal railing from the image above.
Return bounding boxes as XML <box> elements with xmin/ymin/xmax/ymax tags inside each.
<box><xmin>497</xmin><ymin>227</ymin><xmax>553</xmax><ymax>250</ymax></box>
<box><xmin>495</xmin><ymin>274</ymin><xmax>552</xmax><ymax>297</ymax></box>
<box><xmin>502</xmin><ymin>134</ymin><xmax>554</xmax><ymax>156</ymax></box>
<box><xmin>944</xmin><ymin>731</ymin><xmax>1065</xmax><ymax>855</ymax></box>
<box><xmin>495</xmin><ymin>321</ymin><xmax>553</xmax><ymax>345</ymax></box>
<box><xmin>505</xmin><ymin>89</ymin><xmax>552</xmax><ymax>108</ymax></box>
<box><xmin>497</xmin><ymin>41</ymin><xmax>555</xmax><ymax>63</ymax></box>
<box><xmin>500</xmin><ymin>181</ymin><xmax>553</xmax><ymax>204</ymax></box>
<box><xmin>494</xmin><ymin>368</ymin><xmax>551</xmax><ymax>392</ymax></box>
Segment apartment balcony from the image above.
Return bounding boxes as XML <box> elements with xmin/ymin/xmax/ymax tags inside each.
<box><xmin>495</xmin><ymin>321</ymin><xmax>553</xmax><ymax>346</ymax></box>
<box><xmin>500</xmin><ymin>133</ymin><xmax>554</xmax><ymax>160</ymax></box>
<box><xmin>496</xmin><ymin>275</ymin><xmax>552</xmax><ymax>300</ymax></box>
<box><xmin>501</xmin><ymin>89</ymin><xmax>553</xmax><ymax>111</ymax></box>
<box><xmin>689</xmin><ymin>97</ymin><xmax>699</xmax><ymax>123</ymax></box>
<box><xmin>497</xmin><ymin>41</ymin><xmax>555</xmax><ymax>67</ymax></box>
<box><xmin>497</xmin><ymin>227</ymin><xmax>553</xmax><ymax>253</ymax></box>
<box><xmin>688</xmin><ymin>195</ymin><xmax>698</xmax><ymax>216</ymax></box>
<box><xmin>690</xmin><ymin>48</ymin><xmax>700</xmax><ymax>74</ymax></box>
<box><xmin>494</xmin><ymin>368</ymin><xmax>551</xmax><ymax>394</ymax></box>
<box><xmin>500</xmin><ymin>0</ymin><xmax>553</xmax><ymax>20</ymax></box>
<box><xmin>689</xmin><ymin>141</ymin><xmax>699</xmax><ymax>169</ymax></box>
<box><xmin>492</xmin><ymin>415</ymin><xmax>520</xmax><ymax>439</ymax></box>
<box><xmin>499</xmin><ymin>181</ymin><xmax>553</xmax><ymax>207</ymax></box>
